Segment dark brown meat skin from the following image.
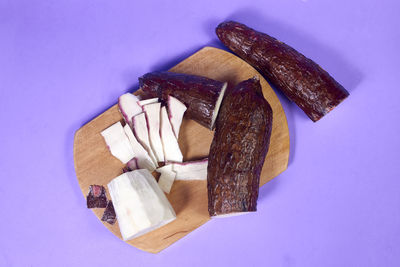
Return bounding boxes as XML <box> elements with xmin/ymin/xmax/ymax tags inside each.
<box><xmin>139</xmin><ymin>71</ymin><xmax>226</xmax><ymax>129</ymax></box>
<box><xmin>216</xmin><ymin>21</ymin><xmax>349</xmax><ymax>122</ymax></box>
<box><xmin>207</xmin><ymin>77</ymin><xmax>272</xmax><ymax>216</ymax></box>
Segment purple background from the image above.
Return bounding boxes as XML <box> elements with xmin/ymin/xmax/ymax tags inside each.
<box><xmin>1</xmin><ymin>0</ymin><xmax>399</xmax><ymax>266</ymax></box>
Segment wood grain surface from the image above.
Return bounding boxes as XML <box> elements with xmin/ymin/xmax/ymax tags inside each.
<box><xmin>73</xmin><ymin>46</ymin><xmax>290</xmax><ymax>253</ymax></box>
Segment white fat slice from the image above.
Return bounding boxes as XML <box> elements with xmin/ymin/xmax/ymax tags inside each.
<box><xmin>156</xmin><ymin>164</ymin><xmax>176</xmax><ymax>194</ymax></box>
<box><xmin>118</xmin><ymin>93</ymin><xmax>142</xmax><ymax>127</ymax></box>
<box><xmin>160</xmin><ymin>106</ymin><xmax>183</xmax><ymax>162</ymax></box>
<box><xmin>143</xmin><ymin>103</ymin><xmax>164</xmax><ymax>162</ymax></box>
<box><xmin>101</xmin><ymin>122</ymin><xmax>135</xmax><ymax>164</ymax></box>
<box><xmin>138</xmin><ymin>98</ymin><xmax>159</xmax><ymax>106</ymax></box>
<box><xmin>132</xmin><ymin>113</ymin><xmax>158</xmax><ymax>166</ymax></box>
<box><xmin>123</xmin><ymin>125</ymin><xmax>157</xmax><ymax>171</ymax></box>
<box><xmin>108</xmin><ymin>170</ymin><xmax>176</xmax><ymax>241</ymax></box>
<box><xmin>173</xmin><ymin>159</ymin><xmax>208</xmax><ymax>180</ymax></box>
<box><xmin>167</xmin><ymin>96</ymin><xmax>187</xmax><ymax>138</ymax></box>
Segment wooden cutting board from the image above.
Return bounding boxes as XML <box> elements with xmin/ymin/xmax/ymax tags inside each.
<box><xmin>73</xmin><ymin>46</ymin><xmax>290</xmax><ymax>253</ymax></box>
